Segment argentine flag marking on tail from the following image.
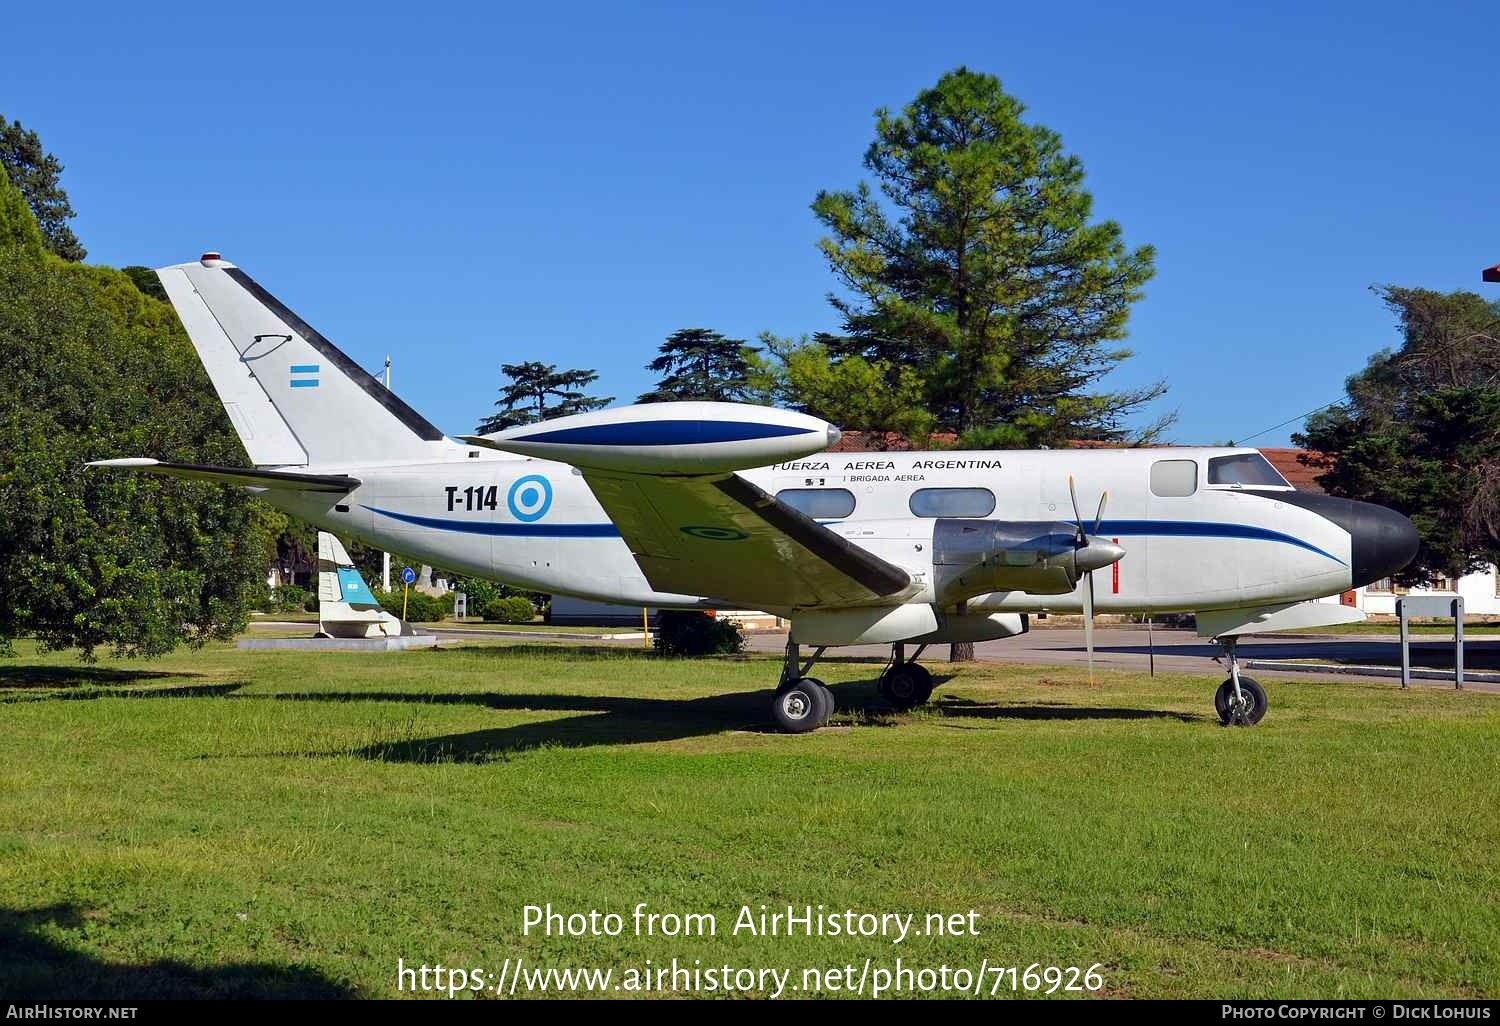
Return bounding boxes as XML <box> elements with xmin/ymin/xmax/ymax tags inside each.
<box><xmin>290</xmin><ymin>363</ymin><xmax>320</xmax><ymax>388</ymax></box>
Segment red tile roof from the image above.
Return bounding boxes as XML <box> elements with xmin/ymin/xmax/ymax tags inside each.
<box><xmin>1258</xmin><ymin>448</ymin><xmax>1331</xmax><ymax>493</ymax></box>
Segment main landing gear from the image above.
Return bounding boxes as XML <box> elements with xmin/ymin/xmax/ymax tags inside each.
<box><xmin>879</xmin><ymin>643</ymin><xmax>933</xmax><ymax>711</ymax></box>
<box><xmin>1214</xmin><ymin>637</ymin><xmax>1267</xmax><ymax>726</ymax></box>
<box><xmin>773</xmin><ymin>635</ymin><xmax>834</xmax><ymax>733</ymax></box>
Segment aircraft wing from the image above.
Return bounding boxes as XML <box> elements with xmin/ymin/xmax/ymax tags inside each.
<box><xmin>582</xmin><ymin>470</ymin><xmax>913</xmax><ymax>610</ymax></box>
<box><xmin>461</xmin><ymin>401</ymin><xmax>916</xmax><ymax>610</ymax></box>
<box><xmin>87</xmin><ymin>458</ymin><xmax>360</xmax><ymax>493</ymax></box>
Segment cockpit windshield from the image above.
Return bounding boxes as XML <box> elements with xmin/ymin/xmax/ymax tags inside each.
<box><xmin>1206</xmin><ymin>453</ymin><xmax>1291</xmax><ymax>488</ymax></box>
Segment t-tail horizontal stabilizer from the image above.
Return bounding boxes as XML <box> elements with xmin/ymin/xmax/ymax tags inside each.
<box><xmin>86</xmin><ymin>459</ymin><xmax>360</xmax><ymax>493</ymax></box>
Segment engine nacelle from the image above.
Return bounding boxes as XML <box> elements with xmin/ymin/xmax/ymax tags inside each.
<box><xmin>792</xmin><ymin>604</ymin><xmax>939</xmax><ymax>646</ymax></box>
<box><xmin>907</xmin><ymin>611</ymin><xmax>1028</xmax><ymax>644</ymax></box>
<box><xmin>932</xmin><ymin>520</ymin><xmax>1123</xmax><ymax>604</ymax></box>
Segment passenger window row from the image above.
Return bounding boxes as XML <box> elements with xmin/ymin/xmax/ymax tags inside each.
<box><xmin>774</xmin><ymin>486</ymin><xmax>997</xmax><ymax>519</ymax></box>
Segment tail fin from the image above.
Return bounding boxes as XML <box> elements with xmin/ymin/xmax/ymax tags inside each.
<box><xmin>156</xmin><ymin>254</ymin><xmax>450</xmax><ymax>467</ymax></box>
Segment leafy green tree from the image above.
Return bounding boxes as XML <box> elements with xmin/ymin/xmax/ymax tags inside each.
<box><xmin>476</xmin><ymin>361</ymin><xmax>612</xmax><ymax>433</ymax></box>
<box><xmin>1297</xmin><ymin>286</ymin><xmax>1500</xmax><ymax>583</ymax></box>
<box><xmin>808</xmin><ymin>68</ymin><xmax>1166</xmax><ymax>447</ymax></box>
<box><xmin>0</xmin><ymin>170</ymin><xmax>278</xmax><ymax>656</ymax></box>
<box><xmin>0</xmin><ymin>117</ymin><xmax>86</xmax><ymax>262</ymax></box>
<box><xmin>122</xmin><ymin>265</ymin><xmax>168</xmax><ymax>302</ymax></box>
<box><xmin>637</xmin><ymin>328</ymin><xmax>755</xmax><ymax>403</ymax></box>
<box><xmin>751</xmin><ymin>333</ymin><xmax>934</xmax><ymax>446</ymax></box>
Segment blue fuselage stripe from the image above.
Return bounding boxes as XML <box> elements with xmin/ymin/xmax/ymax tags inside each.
<box><xmin>364</xmin><ymin>506</ymin><xmax>620</xmax><ymax>537</ymax></box>
<box><xmin>364</xmin><ymin>505</ymin><xmax>1344</xmax><ymax>562</ymax></box>
<box><xmin>510</xmin><ymin>421</ymin><xmax>819</xmax><ymax>446</ymax></box>
<box><xmin>1094</xmin><ymin>519</ymin><xmax>1344</xmax><ymax>565</ymax></box>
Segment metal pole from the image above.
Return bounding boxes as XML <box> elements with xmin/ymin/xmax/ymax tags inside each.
<box><xmin>382</xmin><ymin>356</ymin><xmax>393</xmax><ymax>593</ymax></box>
<box><xmin>1455</xmin><ymin>597</ymin><xmax>1464</xmax><ymax>689</ymax></box>
<box><xmin>1398</xmin><ymin>599</ymin><xmax>1411</xmax><ymax>689</ymax></box>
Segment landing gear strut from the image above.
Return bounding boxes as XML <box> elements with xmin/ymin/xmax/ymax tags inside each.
<box><xmin>879</xmin><ymin>643</ymin><xmax>934</xmax><ymax>711</ymax></box>
<box><xmin>1214</xmin><ymin>637</ymin><xmax>1267</xmax><ymax>726</ymax></box>
<box><xmin>773</xmin><ymin>635</ymin><xmax>833</xmax><ymax>733</ymax></box>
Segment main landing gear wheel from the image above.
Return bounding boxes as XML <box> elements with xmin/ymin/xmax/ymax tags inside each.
<box><xmin>773</xmin><ymin>677</ymin><xmax>831</xmax><ymax>733</ymax></box>
<box><xmin>1215</xmin><ymin>676</ymin><xmax>1267</xmax><ymax>726</ymax></box>
<box><xmin>880</xmin><ymin>663</ymin><xmax>933</xmax><ymax>711</ymax></box>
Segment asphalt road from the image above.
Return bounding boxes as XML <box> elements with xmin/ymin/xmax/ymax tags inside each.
<box><xmin>741</xmin><ymin>627</ymin><xmax>1497</xmax><ymax>691</ymax></box>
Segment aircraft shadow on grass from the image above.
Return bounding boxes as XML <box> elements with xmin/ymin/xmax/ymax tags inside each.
<box><xmin>3</xmin><ymin>646</ymin><xmax>1197</xmax><ymax>756</ymax></box>
<box><xmin>931</xmin><ymin>696</ymin><xmax>1200</xmax><ymax>723</ymax></box>
<box><xmin>234</xmin><ymin>645</ymin><xmax>1195</xmax><ymax>760</ymax></box>
<box><xmin>0</xmin><ymin>903</ymin><xmax>355</xmax><ymax>999</ymax></box>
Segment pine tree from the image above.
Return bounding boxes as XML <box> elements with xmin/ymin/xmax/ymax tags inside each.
<box><xmin>476</xmin><ymin>361</ymin><xmax>612</xmax><ymax>433</ymax></box>
<box><xmin>637</xmin><ymin>328</ymin><xmax>754</xmax><ymax>403</ymax></box>
<box><xmin>809</xmin><ymin>68</ymin><xmax>1166</xmax><ymax>447</ymax></box>
<box><xmin>0</xmin><ymin>116</ymin><xmax>86</xmax><ymax>261</ymax></box>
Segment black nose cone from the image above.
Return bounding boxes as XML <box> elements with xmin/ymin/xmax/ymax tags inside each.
<box><xmin>1248</xmin><ymin>490</ymin><xmax>1420</xmax><ymax>587</ymax></box>
<box><xmin>1347</xmin><ymin>501</ymin><xmax>1420</xmax><ymax>587</ymax></box>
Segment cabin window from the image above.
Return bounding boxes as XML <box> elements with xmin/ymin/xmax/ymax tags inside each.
<box><xmin>1150</xmin><ymin>459</ymin><xmax>1198</xmax><ymax>497</ymax></box>
<box><xmin>1207</xmin><ymin>453</ymin><xmax>1290</xmax><ymax>487</ymax></box>
<box><xmin>775</xmin><ymin>487</ymin><xmax>856</xmax><ymax>519</ymax></box>
<box><xmin>908</xmin><ymin>487</ymin><xmax>996</xmax><ymax>518</ymax></box>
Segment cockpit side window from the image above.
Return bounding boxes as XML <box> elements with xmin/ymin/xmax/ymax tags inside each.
<box><xmin>1207</xmin><ymin>453</ymin><xmax>1290</xmax><ymax>488</ymax></box>
<box><xmin>1150</xmin><ymin>459</ymin><xmax>1198</xmax><ymax>497</ymax></box>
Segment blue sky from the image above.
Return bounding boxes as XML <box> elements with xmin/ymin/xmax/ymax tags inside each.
<box><xmin>4</xmin><ymin>1</ymin><xmax>1495</xmax><ymax>445</ymax></box>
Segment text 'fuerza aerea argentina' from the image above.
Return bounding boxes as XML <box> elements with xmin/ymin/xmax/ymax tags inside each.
<box><xmin>521</xmin><ymin>904</ymin><xmax>980</xmax><ymax>945</ymax></box>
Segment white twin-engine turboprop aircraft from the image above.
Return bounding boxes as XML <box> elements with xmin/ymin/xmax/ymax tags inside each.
<box><xmin>91</xmin><ymin>255</ymin><xmax>1420</xmax><ymax>732</ymax></box>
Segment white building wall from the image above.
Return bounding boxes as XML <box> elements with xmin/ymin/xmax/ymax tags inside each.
<box><xmin>1315</xmin><ymin>565</ymin><xmax>1500</xmax><ymax>616</ymax></box>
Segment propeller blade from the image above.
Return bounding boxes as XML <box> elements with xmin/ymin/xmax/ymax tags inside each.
<box><xmin>1083</xmin><ymin>576</ymin><xmax>1096</xmax><ymax>684</ymax></box>
<box><xmin>1083</xmin><ymin>570</ymin><xmax>1096</xmax><ymax>685</ymax></box>
<box><xmin>1067</xmin><ymin>475</ymin><xmax>1085</xmax><ymax>542</ymax></box>
<box><xmin>1092</xmin><ymin>490</ymin><xmax>1108</xmax><ymax>536</ymax></box>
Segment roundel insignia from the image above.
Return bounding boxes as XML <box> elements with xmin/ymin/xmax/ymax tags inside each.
<box><xmin>681</xmin><ymin>525</ymin><xmax>750</xmax><ymax>541</ymax></box>
<box><xmin>507</xmin><ymin>474</ymin><xmax>553</xmax><ymax>522</ymax></box>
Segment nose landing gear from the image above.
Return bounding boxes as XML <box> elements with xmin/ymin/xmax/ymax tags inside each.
<box><xmin>1214</xmin><ymin>637</ymin><xmax>1267</xmax><ymax>726</ymax></box>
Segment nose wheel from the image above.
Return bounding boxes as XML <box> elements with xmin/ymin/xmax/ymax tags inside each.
<box><xmin>1215</xmin><ymin>676</ymin><xmax>1266</xmax><ymax>726</ymax></box>
<box><xmin>1214</xmin><ymin>637</ymin><xmax>1268</xmax><ymax>726</ymax></box>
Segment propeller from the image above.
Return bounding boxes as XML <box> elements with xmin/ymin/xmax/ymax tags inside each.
<box><xmin>1067</xmin><ymin>476</ymin><xmax>1118</xmax><ymax>685</ymax></box>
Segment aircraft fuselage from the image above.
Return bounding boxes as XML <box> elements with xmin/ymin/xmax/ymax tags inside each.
<box><xmin>267</xmin><ymin>445</ymin><xmax>1411</xmax><ymax>617</ymax></box>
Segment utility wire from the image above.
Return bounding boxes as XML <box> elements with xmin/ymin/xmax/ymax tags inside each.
<box><xmin>1231</xmin><ymin>398</ymin><xmax>1348</xmax><ymax>447</ymax></box>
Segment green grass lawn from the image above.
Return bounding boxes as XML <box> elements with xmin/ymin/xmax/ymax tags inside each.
<box><xmin>1</xmin><ymin>640</ymin><xmax>1496</xmax><ymax>999</ymax></box>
